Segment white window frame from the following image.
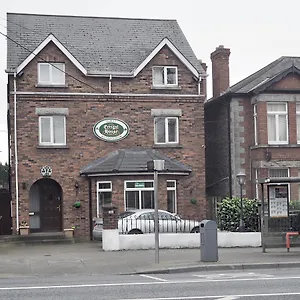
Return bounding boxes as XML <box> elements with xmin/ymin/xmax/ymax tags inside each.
<box><xmin>124</xmin><ymin>180</ymin><xmax>154</xmax><ymax>210</ymax></box>
<box><xmin>38</xmin><ymin>115</ymin><xmax>66</xmax><ymax>146</ymax></box>
<box><xmin>38</xmin><ymin>62</ymin><xmax>65</xmax><ymax>85</ymax></box>
<box><xmin>152</xmin><ymin>66</ymin><xmax>178</xmax><ymax>87</ymax></box>
<box><xmin>96</xmin><ymin>181</ymin><xmax>112</xmax><ymax>217</ymax></box>
<box><xmin>253</xmin><ymin>104</ymin><xmax>258</xmax><ymax>145</ymax></box>
<box><xmin>167</xmin><ymin>180</ymin><xmax>177</xmax><ymax>213</ymax></box>
<box><xmin>154</xmin><ymin>116</ymin><xmax>179</xmax><ymax>144</ymax></box>
<box><xmin>297</xmin><ymin>103</ymin><xmax>300</xmax><ymax>144</ymax></box>
<box><xmin>267</xmin><ymin>102</ymin><xmax>288</xmax><ymax>145</ymax></box>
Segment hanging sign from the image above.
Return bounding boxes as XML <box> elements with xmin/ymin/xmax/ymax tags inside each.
<box><xmin>93</xmin><ymin>118</ymin><xmax>130</xmax><ymax>142</ymax></box>
<box><xmin>41</xmin><ymin>165</ymin><xmax>52</xmax><ymax>177</ymax></box>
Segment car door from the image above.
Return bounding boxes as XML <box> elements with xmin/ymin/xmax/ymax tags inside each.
<box><xmin>136</xmin><ymin>212</ymin><xmax>154</xmax><ymax>233</ymax></box>
<box><xmin>158</xmin><ymin>211</ymin><xmax>179</xmax><ymax>233</ymax></box>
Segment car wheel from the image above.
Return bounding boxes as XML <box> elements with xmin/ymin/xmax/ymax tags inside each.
<box><xmin>128</xmin><ymin>229</ymin><xmax>143</xmax><ymax>234</ymax></box>
<box><xmin>191</xmin><ymin>226</ymin><xmax>199</xmax><ymax>233</ymax></box>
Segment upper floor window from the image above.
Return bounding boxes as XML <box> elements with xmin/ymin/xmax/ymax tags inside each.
<box><xmin>152</xmin><ymin>66</ymin><xmax>178</xmax><ymax>87</ymax></box>
<box><xmin>154</xmin><ymin>117</ymin><xmax>179</xmax><ymax>144</ymax></box>
<box><xmin>253</xmin><ymin>104</ymin><xmax>258</xmax><ymax>145</ymax></box>
<box><xmin>297</xmin><ymin>104</ymin><xmax>300</xmax><ymax>143</ymax></box>
<box><xmin>267</xmin><ymin>103</ymin><xmax>288</xmax><ymax>144</ymax></box>
<box><xmin>39</xmin><ymin>115</ymin><xmax>66</xmax><ymax>146</ymax></box>
<box><xmin>38</xmin><ymin>62</ymin><xmax>65</xmax><ymax>85</ymax></box>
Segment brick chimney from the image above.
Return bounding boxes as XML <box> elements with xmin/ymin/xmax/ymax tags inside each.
<box><xmin>210</xmin><ymin>45</ymin><xmax>231</xmax><ymax>98</ymax></box>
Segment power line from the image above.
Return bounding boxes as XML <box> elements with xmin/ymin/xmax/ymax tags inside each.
<box><xmin>0</xmin><ymin>24</ymin><xmax>99</xmax><ymax>92</ymax></box>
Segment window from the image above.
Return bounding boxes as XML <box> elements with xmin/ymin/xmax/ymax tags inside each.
<box><xmin>269</xmin><ymin>168</ymin><xmax>289</xmax><ymax>178</ymax></box>
<box><xmin>152</xmin><ymin>66</ymin><xmax>178</xmax><ymax>87</ymax></box>
<box><xmin>167</xmin><ymin>180</ymin><xmax>177</xmax><ymax>213</ymax></box>
<box><xmin>297</xmin><ymin>104</ymin><xmax>300</xmax><ymax>143</ymax></box>
<box><xmin>154</xmin><ymin>117</ymin><xmax>179</xmax><ymax>144</ymax></box>
<box><xmin>267</xmin><ymin>103</ymin><xmax>288</xmax><ymax>144</ymax></box>
<box><xmin>38</xmin><ymin>62</ymin><xmax>65</xmax><ymax>85</ymax></box>
<box><xmin>97</xmin><ymin>181</ymin><xmax>112</xmax><ymax>216</ymax></box>
<box><xmin>39</xmin><ymin>115</ymin><xmax>66</xmax><ymax>145</ymax></box>
<box><xmin>124</xmin><ymin>181</ymin><xmax>154</xmax><ymax>210</ymax></box>
<box><xmin>253</xmin><ymin>104</ymin><xmax>258</xmax><ymax>145</ymax></box>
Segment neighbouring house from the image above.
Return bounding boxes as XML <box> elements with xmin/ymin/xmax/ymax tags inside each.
<box><xmin>205</xmin><ymin>45</ymin><xmax>300</xmax><ymax>211</ymax></box>
<box><xmin>6</xmin><ymin>13</ymin><xmax>207</xmax><ymax>238</ymax></box>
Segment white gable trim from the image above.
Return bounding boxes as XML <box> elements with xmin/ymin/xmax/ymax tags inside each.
<box><xmin>16</xmin><ymin>34</ymin><xmax>87</xmax><ymax>75</ymax></box>
<box><xmin>133</xmin><ymin>38</ymin><xmax>200</xmax><ymax>78</ymax></box>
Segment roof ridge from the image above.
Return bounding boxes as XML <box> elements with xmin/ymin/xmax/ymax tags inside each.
<box><xmin>229</xmin><ymin>56</ymin><xmax>286</xmax><ymax>93</ymax></box>
<box><xmin>7</xmin><ymin>12</ymin><xmax>176</xmax><ymax>22</ymax></box>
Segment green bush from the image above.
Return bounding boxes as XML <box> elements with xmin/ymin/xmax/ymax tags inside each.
<box><xmin>217</xmin><ymin>197</ymin><xmax>259</xmax><ymax>232</ymax></box>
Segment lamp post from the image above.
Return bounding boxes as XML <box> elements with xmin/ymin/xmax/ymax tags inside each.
<box><xmin>236</xmin><ymin>171</ymin><xmax>246</xmax><ymax>232</ymax></box>
<box><xmin>147</xmin><ymin>159</ymin><xmax>164</xmax><ymax>264</ymax></box>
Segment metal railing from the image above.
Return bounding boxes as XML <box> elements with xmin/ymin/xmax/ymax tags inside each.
<box><xmin>118</xmin><ymin>214</ymin><xmax>200</xmax><ymax>234</ymax></box>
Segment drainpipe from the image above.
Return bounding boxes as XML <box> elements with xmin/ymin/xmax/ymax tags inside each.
<box><xmin>227</xmin><ymin>99</ymin><xmax>232</xmax><ymax>198</ymax></box>
<box><xmin>108</xmin><ymin>74</ymin><xmax>112</xmax><ymax>94</ymax></box>
<box><xmin>13</xmin><ymin>72</ymin><xmax>19</xmax><ymax>231</ymax></box>
<box><xmin>88</xmin><ymin>177</ymin><xmax>93</xmax><ymax>240</ymax></box>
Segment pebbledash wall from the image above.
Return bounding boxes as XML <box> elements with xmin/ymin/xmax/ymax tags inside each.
<box><xmin>8</xmin><ymin>43</ymin><xmax>207</xmax><ymax>238</ymax></box>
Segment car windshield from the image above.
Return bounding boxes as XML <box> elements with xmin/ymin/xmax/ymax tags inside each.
<box><xmin>119</xmin><ymin>211</ymin><xmax>135</xmax><ymax>219</ymax></box>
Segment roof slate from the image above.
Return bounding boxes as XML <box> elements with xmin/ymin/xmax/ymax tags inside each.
<box><xmin>80</xmin><ymin>148</ymin><xmax>192</xmax><ymax>175</ymax></box>
<box><xmin>230</xmin><ymin>56</ymin><xmax>300</xmax><ymax>93</ymax></box>
<box><xmin>6</xmin><ymin>13</ymin><xmax>204</xmax><ymax>75</ymax></box>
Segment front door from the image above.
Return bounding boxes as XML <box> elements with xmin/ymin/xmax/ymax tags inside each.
<box><xmin>0</xmin><ymin>189</ymin><xmax>12</xmax><ymax>235</ymax></box>
<box><xmin>29</xmin><ymin>178</ymin><xmax>62</xmax><ymax>232</ymax></box>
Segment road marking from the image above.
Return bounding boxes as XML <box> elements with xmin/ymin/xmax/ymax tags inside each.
<box><xmin>119</xmin><ymin>292</ymin><xmax>300</xmax><ymax>300</ymax></box>
<box><xmin>140</xmin><ymin>274</ymin><xmax>167</xmax><ymax>282</ymax></box>
<box><xmin>193</xmin><ymin>272</ymin><xmax>274</xmax><ymax>280</ymax></box>
<box><xmin>0</xmin><ymin>275</ymin><xmax>300</xmax><ymax>291</ymax></box>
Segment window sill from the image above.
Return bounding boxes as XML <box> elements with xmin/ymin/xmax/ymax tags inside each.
<box><xmin>251</xmin><ymin>144</ymin><xmax>299</xmax><ymax>149</ymax></box>
<box><xmin>35</xmin><ymin>84</ymin><xmax>68</xmax><ymax>88</ymax></box>
<box><xmin>153</xmin><ymin>143</ymin><xmax>183</xmax><ymax>149</ymax></box>
<box><xmin>151</xmin><ymin>85</ymin><xmax>181</xmax><ymax>91</ymax></box>
<box><xmin>37</xmin><ymin>145</ymin><xmax>69</xmax><ymax>149</ymax></box>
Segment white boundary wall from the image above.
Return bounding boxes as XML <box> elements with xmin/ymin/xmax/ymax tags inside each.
<box><xmin>102</xmin><ymin>230</ymin><xmax>261</xmax><ymax>251</ymax></box>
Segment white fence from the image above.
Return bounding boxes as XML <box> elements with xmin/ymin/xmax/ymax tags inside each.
<box><xmin>102</xmin><ymin>230</ymin><xmax>261</xmax><ymax>251</ymax></box>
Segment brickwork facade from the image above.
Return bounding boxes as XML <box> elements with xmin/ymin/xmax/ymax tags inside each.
<box><xmin>8</xmin><ymin>40</ymin><xmax>206</xmax><ymax>237</ymax></box>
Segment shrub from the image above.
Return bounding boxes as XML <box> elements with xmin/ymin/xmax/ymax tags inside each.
<box><xmin>217</xmin><ymin>197</ymin><xmax>259</xmax><ymax>232</ymax></box>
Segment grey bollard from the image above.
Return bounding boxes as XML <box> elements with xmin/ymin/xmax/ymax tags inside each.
<box><xmin>200</xmin><ymin>219</ymin><xmax>218</xmax><ymax>262</ymax></box>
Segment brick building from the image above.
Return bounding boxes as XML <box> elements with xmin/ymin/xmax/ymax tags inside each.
<box><xmin>6</xmin><ymin>13</ymin><xmax>207</xmax><ymax>238</ymax></box>
<box><xmin>205</xmin><ymin>45</ymin><xmax>300</xmax><ymax>208</ymax></box>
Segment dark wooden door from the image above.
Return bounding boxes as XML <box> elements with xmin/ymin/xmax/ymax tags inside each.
<box><xmin>0</xmin><ymin>189</ymin><xmax>12</xmax><ymax>235</ymax></box>
<box><xmin>40</xmin><ymin>179</ymin><xmax>62</xmax><ymax>231</ymax></box>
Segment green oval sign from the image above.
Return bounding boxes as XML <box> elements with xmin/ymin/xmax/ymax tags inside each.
<box><xmin>93</xmin><ymin>118</ymin><xmax>130</xmax><ymax>142</ymax></box>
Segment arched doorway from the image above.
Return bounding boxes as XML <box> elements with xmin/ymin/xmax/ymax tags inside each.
<box><xmin>0</xmin><ymin>188</ymin><xmax>12</xmax><ymax>235</ymax></box>
<box><xmin>29</xmin><ymin>178</ymin><xmax>62</xmax><ymax>232</ymax></box>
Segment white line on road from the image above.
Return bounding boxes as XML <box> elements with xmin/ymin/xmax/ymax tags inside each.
<box><xmin>119</xmin><ymin>292</ymin><xmax>300</xmax><ymax>300</ymax></box>
<box><xmin>1</xmin><ymin>275</ymin><xmax>300</xmax><ymax>291</ymax></box>
<box><xmin>140</xmin><ymin>274</ymin><xmax>167</xmax><ymax>282</ymax></box>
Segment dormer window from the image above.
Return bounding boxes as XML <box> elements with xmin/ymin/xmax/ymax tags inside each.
<box><xmin>38</xmin><ymin>62</ymin><xmax>65</xmax><ymax>85</ymax></box>
<box><xmin>152</xmin><ymin>66</ymin><xmax>178</xmax><ymax>87</ymax></box>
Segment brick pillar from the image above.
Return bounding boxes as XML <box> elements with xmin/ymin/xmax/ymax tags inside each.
<box><xmin>103</xmin><ymin>205</ymin><xmax>118</xmax><ymax>230</ymax></box>
<box><xmin>102</xmin><ymin>205</ymin><xmax>120</xmax><ymax>251</ymax></box>
<box><xmin>210</xmin><ymin>45</ymin><xmax>231</xmax><ymax>98</ymax></box>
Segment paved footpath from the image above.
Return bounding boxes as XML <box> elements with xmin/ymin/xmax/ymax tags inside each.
<box><xmin>1</xmin><ymin>242</ymin><xmax>300</xmax><ymax>277</ymax></box>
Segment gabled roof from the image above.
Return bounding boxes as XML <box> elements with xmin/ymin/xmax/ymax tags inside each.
<box><xmin>80</xmin><ymin>148</ymin><xmax>192</xmax><ymax>176</ymax></box>
<box><xmin>230</xmin><ymin>56</ymin><xmax>300</xmax><ymax>93</ymax></box>
<box><xmin>7</xmin><ymin>13</ymin><xmax>205</xmax><ymax>77</ymax></box>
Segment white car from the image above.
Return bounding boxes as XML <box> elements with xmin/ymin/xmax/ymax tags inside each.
<box><xmin>92</xmin><ymin>209</ymin><xmax>200</xmax><ymax>239</ymax></box>
<box><xmin>119</xmin><ymin>209</ymin><xmax>200</xmax><ymax>234</ymax></box>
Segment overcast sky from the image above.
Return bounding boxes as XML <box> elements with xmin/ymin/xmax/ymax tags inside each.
<box><xmin>0</xmin><ymin>0</ymin><xmax>300</xmax><ymax>163</ymax></box>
